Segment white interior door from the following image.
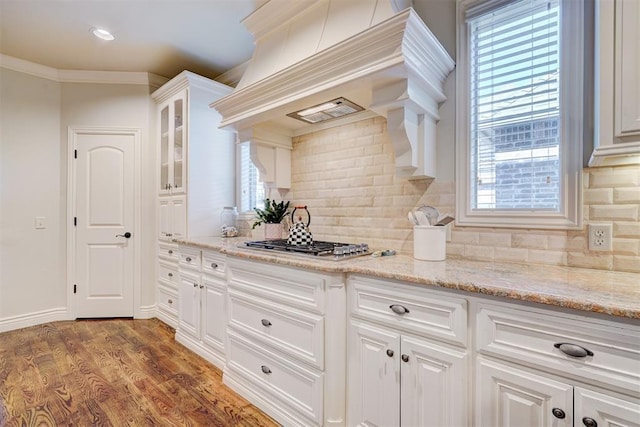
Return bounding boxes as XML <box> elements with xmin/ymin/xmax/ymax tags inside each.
<box><xmin>74</xmin><ymin>129</ymin><xmax>136</xmax><ymax>317</ymax></box>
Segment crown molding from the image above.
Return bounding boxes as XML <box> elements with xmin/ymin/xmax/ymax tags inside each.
<box><xmin>152</xmin><ymin>70</ymin><xmax>232</xmax><ymax>103</ymax></box>
<box><xmin>0</xmin><ymin>54</ymin><xmax>168</xmax><ymax>87</ymax></box>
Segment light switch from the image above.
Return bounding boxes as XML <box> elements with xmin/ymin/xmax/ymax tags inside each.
<box><xmin>35</xmin><ymin>217</ymin><xmax>46</xmax><ymax>229</ymax></box>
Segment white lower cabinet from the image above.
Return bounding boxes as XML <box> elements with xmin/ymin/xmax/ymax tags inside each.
<box><xmin>224</xmin><ymin>257</ymin><xmax>346</xmax><ymax>427</ymax></box>
<box><xmin>347</xmin><ymin>275</ymin><xmax>469</xmax><ymax>427</ymax></box>
<box><xmin>475</xmin><ymin>301</ymin><xmax>640</xmax><ymax>427</ymax></box>
<box><xmin>175</xmin><ymin>246</ymin><xmax>227</xmax><ymax>370</ymax></box>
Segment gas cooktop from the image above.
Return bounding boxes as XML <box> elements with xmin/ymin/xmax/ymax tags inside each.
<box><xmin>243</xmin><ymin>239</ymin><xmax>371</xmax><ymax>261</ymax></box>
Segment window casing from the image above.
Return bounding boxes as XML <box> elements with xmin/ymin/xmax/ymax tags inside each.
<box><xmin>456</xmin><ymin>0</ymin><xmax>584</xmax><ymax>229</ymax></box>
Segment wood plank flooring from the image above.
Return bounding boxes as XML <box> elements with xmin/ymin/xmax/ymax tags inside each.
<box><xmin>0</xmin><ymin>318</ymin><xmax>279</xmax><ymax>426</ymax></box>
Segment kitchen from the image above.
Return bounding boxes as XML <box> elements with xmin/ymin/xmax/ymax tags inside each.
<box><xmin>1</xmin><ymin>0</ymin><xmax>639</xmax><ymax>426</ymax></box>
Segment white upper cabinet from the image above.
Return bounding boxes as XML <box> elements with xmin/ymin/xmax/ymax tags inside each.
<box><xmin>592</xmin><ymin>0</ymin><xmax>640</xmax><ymax>166</ymax></box>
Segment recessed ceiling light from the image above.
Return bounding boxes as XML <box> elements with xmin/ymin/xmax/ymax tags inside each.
<box><xmin>91</xmin><ymin>28</ymin><xmax>115</xmax><ymax>41</ymax></box>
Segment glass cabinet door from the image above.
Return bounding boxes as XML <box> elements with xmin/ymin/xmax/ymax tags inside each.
<box><xmin>172</xmin><ymin>98</ymin><xmax>184</xmax><ymax>192</ymax></box>
<box><xmin>160</xmin><ymin>105</ymin><xmax>170</xmax><ymax>193</ymax></box>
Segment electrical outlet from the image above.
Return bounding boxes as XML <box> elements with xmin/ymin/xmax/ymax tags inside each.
<box><xmin>588</xmin><ymin>223</ymin><xmax>613</xmax><ymax>251</ymax></box>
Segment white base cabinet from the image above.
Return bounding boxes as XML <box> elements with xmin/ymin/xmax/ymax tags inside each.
<box><xmin>347</xmin><ymin>275</ymin><xmax>469</xmax><ymax>427</ymax></box>
<box><xmin>175</xmin><ymin>246</ymin><xmax>227</xmax><ymax>370</ymax></box>
<box><xmin>224</xmin><ymin>257</ymin><xmax>346</xmax><ymax>427</ymax></box>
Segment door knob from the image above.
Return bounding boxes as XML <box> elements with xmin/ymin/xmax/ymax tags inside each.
<box><xmin>116</xmin><ymin>232</ymin><xmax>132</xmax><ymax>238</ymax></box>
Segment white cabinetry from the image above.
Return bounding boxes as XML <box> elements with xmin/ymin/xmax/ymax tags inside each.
<box><xmin>347</xmin><ymin>275</ymin><xmax>469</xmax><ymax>427</ymax></box>
<box><xmin>592</xmin><ymin>0</ymin><xmax>640</xmax><ymax>166</ymax></box>
<box><xmin>225</xmin><ymin>257</ymin><xmax>346</xmax><ymax>427</ymax></box>
<box><xmin>152</xmin><ymin>71</ymin><xmax>234</xmax><ymax>327</ymax></box>
<box><xmin>176</xmin><ymin>246</ymin><xmax>227</xmax><ymax>369</ymax></box>
<box><xmin>475</xmin><ymin>301</ymin><xmax>640</xmax><ymax>426</ymax></box>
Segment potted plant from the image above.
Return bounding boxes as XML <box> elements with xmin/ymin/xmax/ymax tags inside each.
<box><xmin>252</xmin><ymin>199</ymin><xmax>290</xmax><ymax>240</ymax></box>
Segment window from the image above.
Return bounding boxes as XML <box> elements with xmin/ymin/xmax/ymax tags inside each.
<box><xmin>237</xmin><ymin>142</ymin><xmax>265</xmax><ymax>214</ymax></box>
<box><xmin>456</xmin><ymin>0</ymin><xmax>584</xmax><ymax>229</ymax></box>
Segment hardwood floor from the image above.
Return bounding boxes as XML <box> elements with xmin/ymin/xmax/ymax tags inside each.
<box><xmin>0</xmin><ymin>318</ymin><xmax>279</xmax><ymax>427</ymax></box>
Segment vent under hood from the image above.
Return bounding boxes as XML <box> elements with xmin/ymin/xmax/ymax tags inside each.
<box><xmin>211</xmin><ymin>0</ymin><xmax>455</xmax><ymax>189</ymax></box>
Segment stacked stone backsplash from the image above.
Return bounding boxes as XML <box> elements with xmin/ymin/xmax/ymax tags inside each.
<box><xmin>284</xmin><ymin>116</ymin><xmax>640</xmax><ymax>273</ymax></box>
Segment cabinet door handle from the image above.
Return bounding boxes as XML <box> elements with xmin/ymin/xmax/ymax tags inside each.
<box><xmin>386</xmin><ymin>349</ymin><xmax>394</xmax><ymax>357</ymax></box>
<box><xmin>186</xmin><ymin>257</ymin><xmax>192</xmax><ymax>262</ymax></box>
<box><xmin>389</xmin><ymin>304</ymin><xmax>410</xmax><ymax>315</ymax></box>
<box><xmin>167</xmin><ymin>273</ymin><xmax>173</xmax><ymax>277</ymax></box>
<box><xmin>168</xmin><ymin>299</ymin><xmax>173</xmax><ymax>304</ymax></box>
<box><xmin>552</xmin><ymin>408</ymin><xmax>566</xmax><ymax>419</ymax></box>
<box><xmin>193</xmin><ymin>283</ymin><xmax>198</xmax><ymax>288</ymax></box>
<box><xmin>168</xmin><ymin>250</ymin><xmax>173</xmax><ymax>254</ymax></box>
<box><xmin>582</xmin><ymin>418</ymin><xmax>597</xmax><ymax>427</ymax></box>
<box><xmin>401</xmin><ymin>354</ymin><xmax>409</xmax><ymax>363</ymax></box>
<box><xmin>261</xmin><ymin>319</ymin><xmax>272</xmax><ymax>327</ymax></box>
<box><xmin>199</xmin><ymin>285</ymin><xmax>204</xmax><ymax>289</ymax></box>
<box><xmin>554</xmin><ymin>342</ymin><xmax>594</xmax><ymax>358</ymax></box>
<box><xmin>261</xmin><ymin>365</ymin><xmax>272</xmax><ymax>374</ymax></box>
<box><xmin>211</xmin><ymin>262</ymin><xmax>218</xmax><ymax>269</ymax></box>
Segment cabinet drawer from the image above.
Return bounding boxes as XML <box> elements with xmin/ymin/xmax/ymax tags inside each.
<box><xmin>476</xmin><ymin>303</ymin><xmax>640</xmax><ymax>393</ymax></box>
<box><xmin>158</xmin><ymin>242</ymin><xmax>179</xmax><ymax>262</ymax></box>
<box><xmin>158</xmin><ymin>262</ymin><xmax>179</xmax><ymax>288</ymax></box>
<box><xmin>227</xmin><ymin>330</ymin><xmax>323</xmax><ymax>425</ymax></box>
<box><xmin>348</xmin><ymin>275</ymin><xmax>467</xmax><ymax>347</ymax></box>
<box><xmin>158</xmin><ymin>284</ymin><xmax>178</xmax><ymax>317</ymax></box>
<box><xmin>179</xmin><ymin>247</ymin><xmax>201</xmax><ymax>271</ymax></box>
<box><xmin>228</xmin><ymin>258</ymin><xmax>329</xmax><ymax>314</ymax></box>
<box><xmin>228</xmin><ymin>289</ymin><xmax>324</xmax><ymax>369</ymax></box>
<box><xmin>202</xmin><ymin>250</ymin><xmax>226</xmax><ymax>278</ymax></box>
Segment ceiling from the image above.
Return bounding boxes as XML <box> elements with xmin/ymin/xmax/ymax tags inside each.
<box><xmin>0</xmin><ymin>0</ymin><xmax>266</xmax><ymax>81</ymax></box>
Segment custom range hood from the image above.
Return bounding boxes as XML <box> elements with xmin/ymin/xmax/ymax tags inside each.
<box><xmin>211</xmin><ymin>0</ymin><xmax>455</xmax><ymax>188</ymax></box>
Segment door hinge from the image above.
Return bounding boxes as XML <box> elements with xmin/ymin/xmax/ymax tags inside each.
<box><xmin>74</xmin><ymin>217</ymin><xmax>77</xmax><ymax>226</ymax></box>
<box><xmin>74</xmin><ymin>149</ymin><xmax>77</xmax><ymax>159</ymax></box>
<box><xmin>73</xmin><ymin>284</ymin><xmax>77</xmax><ymax>294</ymax></box>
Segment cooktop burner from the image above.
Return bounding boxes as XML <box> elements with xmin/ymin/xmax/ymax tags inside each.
<box><xmin>243</xmin><ymin>239</ymin><xmax>371</xmax><ymax>260</ymax></box>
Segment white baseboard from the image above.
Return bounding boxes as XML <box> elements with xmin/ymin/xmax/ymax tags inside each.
<box><xmin>0</xmin><ymin>308</ymin><xmax>70</xmax><ymax>333</ymax></box>
<box><xmin>136</xmin><ymin>304</ymin><xmax>157</xmax><ymax>319</ymax></box>
<box><xmin>175</xmin><ymin>330</ymin><xmax>226</xmax><ymax>371</ymax></box>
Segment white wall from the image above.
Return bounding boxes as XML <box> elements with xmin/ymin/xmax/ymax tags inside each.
<box><xmin>0</xmin><ymin>66</ymin><xmax>157</xmax><ymax>330</ymax></box>
<box><xmin>0</xmin><ymin>69</ymin><xmax>64</xmax><ymax>320</ymax></box>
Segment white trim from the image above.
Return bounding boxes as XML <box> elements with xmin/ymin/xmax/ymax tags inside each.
<box><xmin>66</xmin><ymin>126</ymin><xmax>143</xmax><ymax>319</ymax></box>
<box><xmin>0</xmin><ymin>308</ymin><xmax>69</xmax><ymax>333</ymax></box>
<box><xmin>137</xmin><ymin>305</ymin><xmax>157</xmax><ymax>319</ymax></box>
<box><xmin>455</xmin><ymin>0</ymin><xmax>584</xmax><ymax>230</ymax></box>
<box><xmin>0</xmin><ymin>54</ymin><xmax>167</xmax><ymax>87</ymax></box>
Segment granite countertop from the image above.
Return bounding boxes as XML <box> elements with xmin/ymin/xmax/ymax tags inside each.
<box><xmin>175</xmin><ymin>236</ymin><xmax>640</xmax><ymax>320</ymax></box>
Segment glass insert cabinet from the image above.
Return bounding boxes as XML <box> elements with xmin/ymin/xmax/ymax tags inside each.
<box><xmin>159</xmin><ymin>93</ymin><xmax>186</xmax><ymax>195</ymax></box>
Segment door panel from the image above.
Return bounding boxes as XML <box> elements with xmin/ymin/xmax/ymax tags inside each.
<box><xmin>75</xmin><ymin>130</ymin><xmax>135</xmax><ymax>317</ymax></box>
<box><xmin>348</xmin><ymin>320</ymin><xmax>400</xmax><ymax>427</ymax></box>
<box><xmin>575</xmin><ymin>387</ymin><xmax>640</xmax><ymax>427</ymax></box>
<box><xmin>400</xmin><ymin>335</ymin><xmax>468</xmax><ymax>427</ymax></box>
<box><xmin>476</xmin><ymin>357</ymin><xmax>573</xmax><ymax>427</ymax></box>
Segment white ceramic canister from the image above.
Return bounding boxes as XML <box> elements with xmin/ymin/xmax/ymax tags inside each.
<box><xmin>413</xmin><ymin>225</ymin><xmax>446</xmax><ymax>261</ymax></box>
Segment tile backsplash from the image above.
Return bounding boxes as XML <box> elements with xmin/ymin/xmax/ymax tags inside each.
<box><xmin>264</xmin><ymin>116</ymin><xmax>639</xmax><ymax>273</ymax></box>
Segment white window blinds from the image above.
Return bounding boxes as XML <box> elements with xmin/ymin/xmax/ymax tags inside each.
<box><xmin>239</xmin><ymin>142</ymin><xmax>265</xmax><ymax>213</ymax></box>
<box><xmin>468</xmin><ymin>0</ymin><xmax>561</xmax><ymax>210</ymax></box>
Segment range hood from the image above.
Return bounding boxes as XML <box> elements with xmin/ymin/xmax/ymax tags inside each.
<box><xmin>211</xmin><ymin>0</ymin><xmax>455</xmax><ymax>188</ymax></box>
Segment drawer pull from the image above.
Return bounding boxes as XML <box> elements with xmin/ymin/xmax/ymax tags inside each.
<box><xmin>168</xmin><ymin>299</ymin><xmax>173</xmax><ymax>304</ymax></box>
<box><xmin>261</xmin><ymin>319</ymin><xmax>272</xmax><ymax>327</ymax></box>
<box><xmin>167</xmin><ymin>272</ymin><xmax>173</xmax><ymax>277</ymax></box>
<box><xmin>389</xmin><ymin>304</ymin><xmax>410</xmax><ymax>315</ymax></box>
<box><xmin>554</xmin><ymin>342</ymin><xmax>594</xmax><ymax>358</ymax></box>
<box><xmin>401</xmin><ymin>354</ymin><xmax>409</xmax><ymax>363</ymax></box>
<box><xmin>186</xmin><ymin>257</ymin><xmax>192</xmax><ymax>262</ymax></box>
<box><xmin>261</xmin><ymin>365</ymin><xmax>272</xmax><ymax>374</ymax></box>
<box><xmin>168</xmin><ymin>250</ymin><xmax>173</xmax><ymax>254</ymax></box>
<box><xmin>582</xmin><ymin>418</ymin><xmax>597</xmax><ymax>427</ymax></box>
<box><xmin>386</xmin><ymin>349</ymin><xmax>394</xmax><ymax>357</ymax></box>
<box><xmin>552</xmin><ymin>408</ymin><xmax>566</xmax><ymax>419</ymax></box>
<box><xmin>211</xmin><ymin>262</ymin><xmax>218</xmax><ymax>269</ymax></box>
